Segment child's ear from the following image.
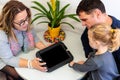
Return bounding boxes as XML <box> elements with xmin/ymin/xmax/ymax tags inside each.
<box><xmin>95</xmin><ymin>40</ymin><xmax>101</xmax><ymax>46</ymax></box>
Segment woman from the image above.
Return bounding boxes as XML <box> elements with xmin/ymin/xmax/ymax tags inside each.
<box><xmin>0</xmin><ymin>0</ymin><xmax>47</xmax><ymax>80</ymax></box>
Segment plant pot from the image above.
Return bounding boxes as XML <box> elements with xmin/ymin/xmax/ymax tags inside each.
<box><xmin>48</xmin><ymin>25</ymin><xmax>61</xmax><ymax>39</ymax></box>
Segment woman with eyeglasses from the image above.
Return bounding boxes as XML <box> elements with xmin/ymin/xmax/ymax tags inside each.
<box><xmin>0</xmin><ymin>0</ymin><xmax>47</xmax><ymax>80</ymax></box>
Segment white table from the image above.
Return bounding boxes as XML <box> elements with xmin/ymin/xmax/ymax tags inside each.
<box><xmin>15</xmin><ymin>29</ymin><xmax>87</xmax><ymax>80</ymax></box>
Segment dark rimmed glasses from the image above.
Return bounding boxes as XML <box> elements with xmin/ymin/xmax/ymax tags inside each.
<box><xmin>13</xmin><ymin>16</ymin><xmax>29</xmax><ymax>27</ymax></box>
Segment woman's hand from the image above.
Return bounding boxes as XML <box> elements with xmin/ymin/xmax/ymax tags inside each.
<box><xmin>35</xmin><ymin>41</ymin><xmax>46</xmax><ymax>50</ymax></box>
<box><xmin>31</xmin><ymin>58</ymin><xmax>47</xmax><ymax>72</ymax></box>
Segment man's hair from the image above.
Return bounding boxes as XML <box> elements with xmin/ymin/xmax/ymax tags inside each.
<box><xmin>76</xmin><ymin>0</ymin><xmax>106</xmax><ymax>15</ymax></box>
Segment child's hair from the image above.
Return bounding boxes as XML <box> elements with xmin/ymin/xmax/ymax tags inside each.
<box><xmin>89</xmin><ymin>23</ymin><xmax>120</xmax><ymax>52</ymax></box>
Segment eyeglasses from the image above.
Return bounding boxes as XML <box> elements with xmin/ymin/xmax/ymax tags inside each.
<box><xmin>13</xmin><ymin>16</ymin><xmax>29</xmax><ymax>27</ymax></box>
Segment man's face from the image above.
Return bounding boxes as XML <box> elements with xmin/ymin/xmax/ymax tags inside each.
<box><xmin>79</xmin><ymin>11</ymin><xmax>99</xmax><ymax>29</ymax></box>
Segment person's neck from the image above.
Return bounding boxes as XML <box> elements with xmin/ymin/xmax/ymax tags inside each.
<box><xmin>95</xmin><ymin>46</ymin><xmax>108</xmax><ymax>55</ymax></box>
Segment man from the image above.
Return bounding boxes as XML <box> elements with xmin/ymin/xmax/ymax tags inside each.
<box><xmin>76</xmin><ymin>0</ymin><xmax>120</xmax><ymax>73</ymax></box>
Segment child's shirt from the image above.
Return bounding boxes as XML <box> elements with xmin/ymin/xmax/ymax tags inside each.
<box><xmin>72</xmin><ymin>51</ymin><xmax>119</xmax><ymax>80</ymax></box>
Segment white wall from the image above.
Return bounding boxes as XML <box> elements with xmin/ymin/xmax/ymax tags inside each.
<box><xmin>102</xmin><ymin>0</ymin><xmax>120</xmax><ymax>19</ymax></box>
<box><xmin>0</xmin><ymin>0</ymin><xmax>120</xmax><ymax>31</ymax></box>
<box><xmin>0</xmin><ymin>0</ymin><xmax>120</xmax><ymax>19</ymax></box>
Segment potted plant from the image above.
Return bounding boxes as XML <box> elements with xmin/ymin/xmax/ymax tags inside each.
<box><xmin>31</xmin><ymin>0</ymin><xmax>80</xmax><ymax>40</ymax></box>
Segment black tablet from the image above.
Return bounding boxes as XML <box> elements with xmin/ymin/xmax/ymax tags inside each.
<box><xmin>36</xmin><ymin>41</ymin><xmax>73</xmax><ymax>72</ymax></box>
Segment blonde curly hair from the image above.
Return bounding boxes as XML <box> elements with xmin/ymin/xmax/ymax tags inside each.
<box><xmin>89</xmin><ymin>23</ymin><xmax>120</xmax><ymax>52</ymax></box>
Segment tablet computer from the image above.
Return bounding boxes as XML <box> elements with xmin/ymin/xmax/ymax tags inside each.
<box><xmin>36</xmin><ymin>41</ymin><xmax>73</xmax><ymax>72</ymax></box>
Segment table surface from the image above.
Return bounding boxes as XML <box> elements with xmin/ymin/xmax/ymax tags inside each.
<box><xmin>15</xmin><ymin>29</ymin><xmax>87</xmax><ymax>80</ymax></box>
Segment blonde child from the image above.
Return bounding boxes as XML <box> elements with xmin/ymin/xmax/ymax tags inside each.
<box><xmin>69</xmin><ymin>23</ymin><xmax>120</xmax><ymax>80</ymax></box>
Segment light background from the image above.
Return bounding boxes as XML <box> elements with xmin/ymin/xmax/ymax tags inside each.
<box><xmin>0</xmin><ymin>0</ymin><xmax>120</xmax><ymax>31</ymax></box>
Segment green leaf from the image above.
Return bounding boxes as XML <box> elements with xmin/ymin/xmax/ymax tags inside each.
<box><xmin>31</xmin><ymin>16</ymin><xmax>46</xmax><ymax>24</ymax></box>
<box><xmin>60</xmin><ymin>22</ymin><xmax>75</xmax><ymax>29</ymax></box>
<box><xmin>63</xmin><ymin>14</ymin><xmax>80</xmax><ymax>22</ymax></box>
<box><xmin>37</xmin><ymin>21</ymin><xmax>50</xmax><ymax>25</ymax></box>
<box><xmin>31</xmin><ymin>6</ymin><xmax>46</xmax><ymax>15</ymax></box>
<box><xmin>31</xmin><ymin>0</ymin><xmax>80</xmax><ymax>29</ymax></box>
<box><xmin>31</xmin><ymin>1</ymin><xmax>48</xmax><ymax>13</ymax></box>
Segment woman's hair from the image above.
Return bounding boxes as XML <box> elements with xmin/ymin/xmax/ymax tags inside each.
<box><xmin>89</xmin><ymin>23</ymin><xmax>120</xmax><ymax>52</ymax></box>
<box><xmin>76</xmin><ymin>0</ymin><xmax>106</xmax><ymax>15</ymax></box>
<box><xmin>0</xmin><ymin>0</ymin><xmax>31</xmax><ymax>39</ymax></box>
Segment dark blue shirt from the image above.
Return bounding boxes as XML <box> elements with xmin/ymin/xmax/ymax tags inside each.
<box><xmin>81</xmin><ymin>15</ymin><xmax>120</xmax><ymax>73</ymax></box>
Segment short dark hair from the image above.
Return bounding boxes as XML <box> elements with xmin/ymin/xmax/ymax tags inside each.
<box><xmin>76</xmin><ymin>0</ymin><xmax>106</xmax><ymax>15</ymax></box>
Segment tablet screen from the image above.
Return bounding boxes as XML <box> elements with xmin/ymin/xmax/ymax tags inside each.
<box><xmin>40</xmin><ymin>44</ymin><xmax>70</xmax><ymax>68</ymax></box>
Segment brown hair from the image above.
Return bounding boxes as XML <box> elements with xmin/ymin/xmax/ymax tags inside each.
<box><xmin>89</xmin><ymin>23</ymin><xmax>120</xmax><ymax>52</ymax></box>
<box><xmin>76</xmin><ymin>0</ymin><xmax>106</xmax><ymax>15</ymax></box>
<box><xmin>0</xmin><ymin>0</ymin><xmax>31</xmax><ymax>40</ymax></box>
